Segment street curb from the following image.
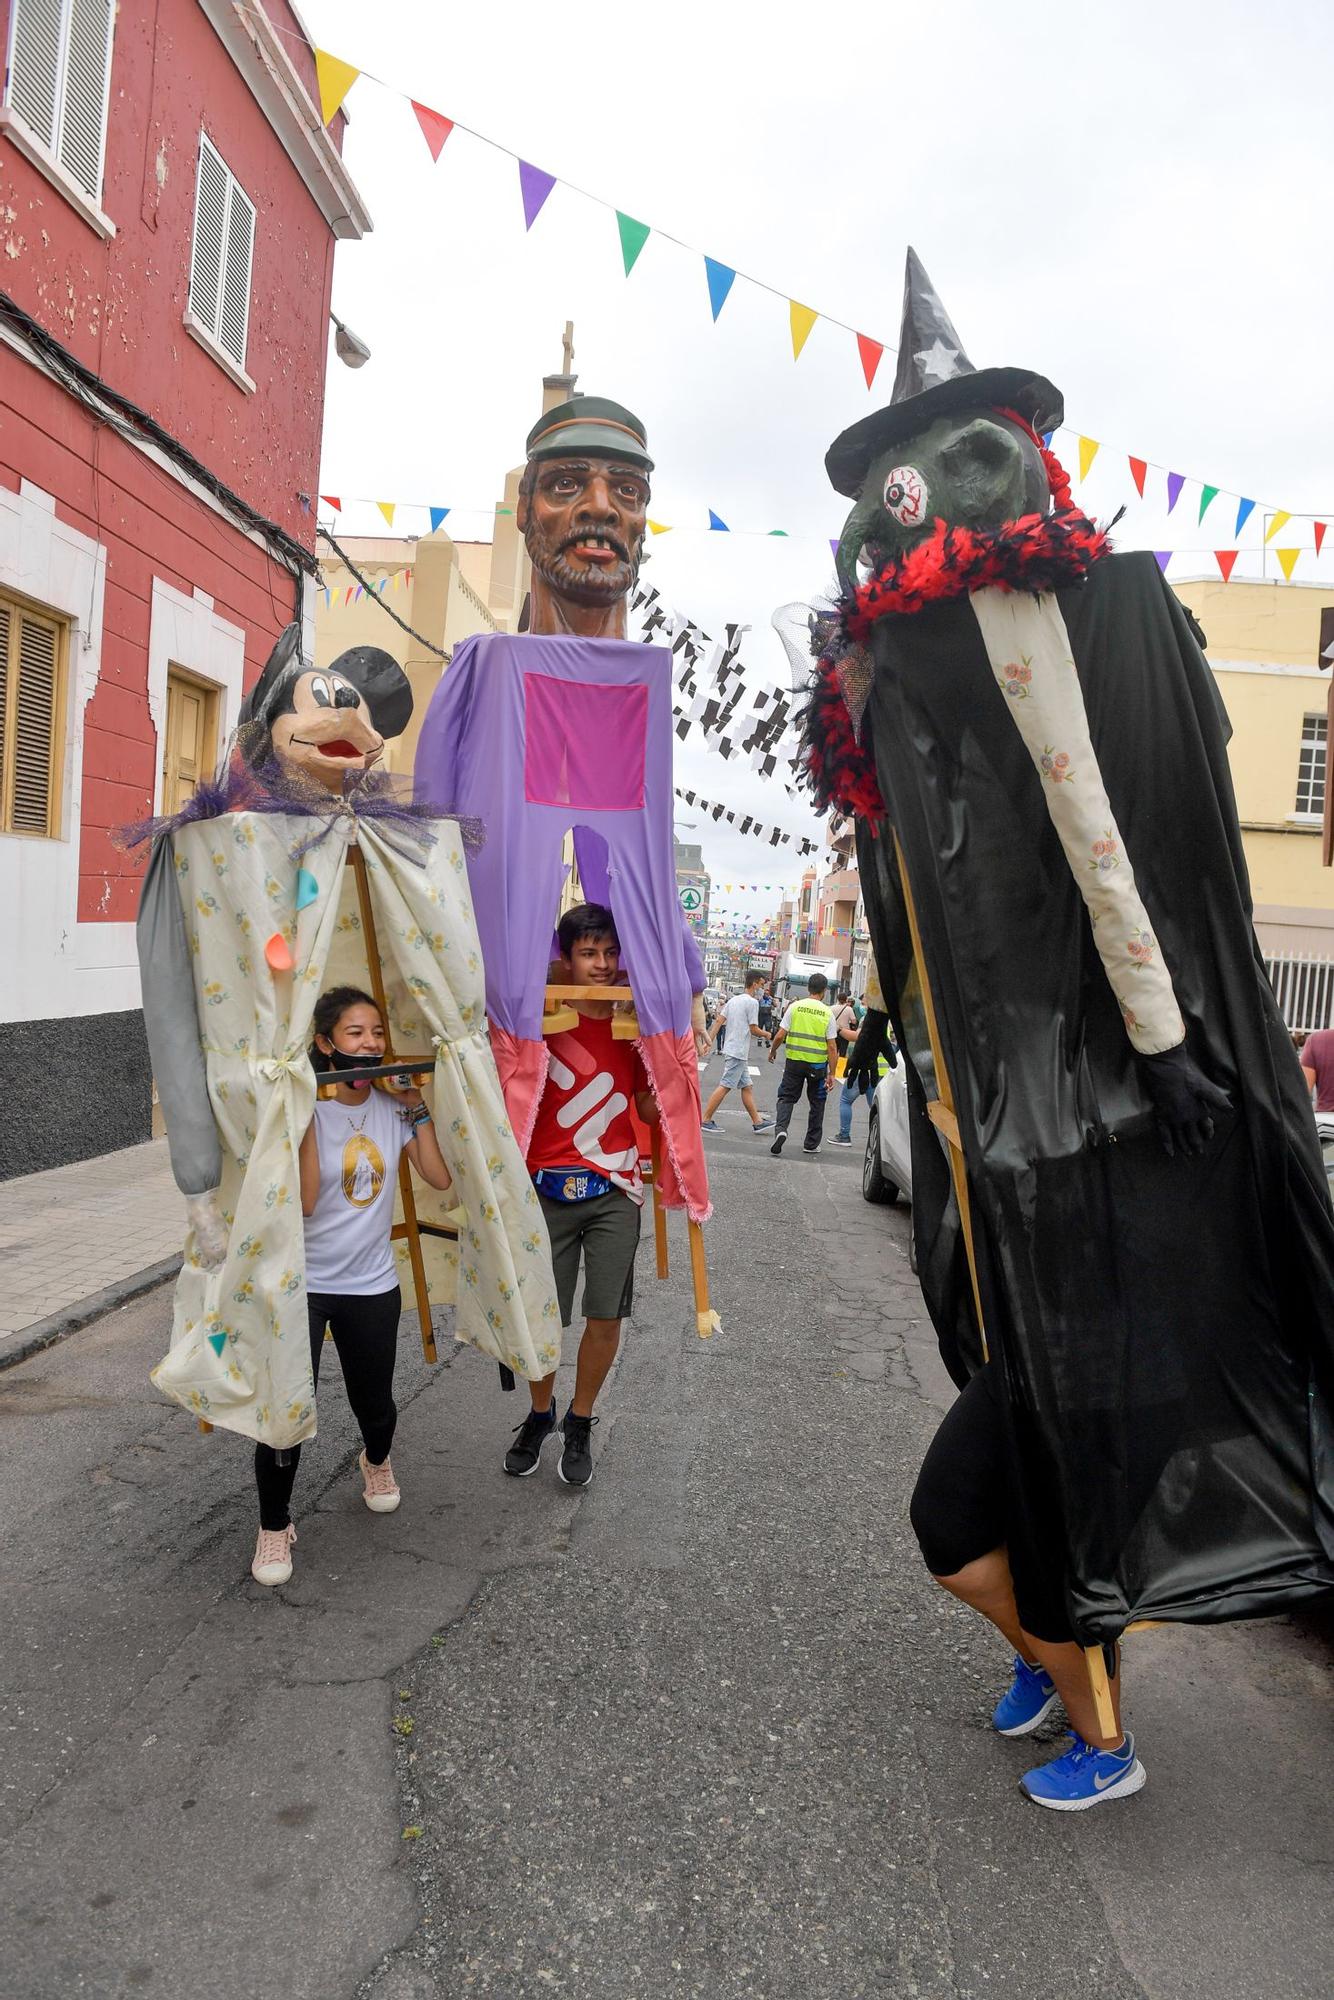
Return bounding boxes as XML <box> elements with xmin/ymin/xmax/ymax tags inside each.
<box><xmin>0</xmin><ymin>1256</ymin><xmax>182</xmax><ymax>1373</ymax></box>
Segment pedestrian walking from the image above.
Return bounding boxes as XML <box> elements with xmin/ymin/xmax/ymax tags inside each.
<box><xmin>251</xmin><ymin>986</ymin><xmax>455</xmax><ymax>1587</ymax></box>
<box><xmin>504</xmin><ymin>904</ymin><xmax>658</xmax><ymax>1489</ymax></box>
<box><xmin>767</xmin><ymin>973</ymin><xmax>838</xmax><ymax>1155</ymax></box>
<box><xmin>834</xmin><ymin>1003</ymin><xmax>897</xmax><ymax>1145</ymax></box>
<box><xmin>701</xmin><ymin>970</ymin><xmax>773</xmax><ymax>1131</ymax></box>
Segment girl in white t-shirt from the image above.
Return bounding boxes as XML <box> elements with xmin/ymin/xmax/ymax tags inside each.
<box><xmin>251</xmin><ymin>985</ymin><xmax>454</xmax><ymax>1587</ymax></box>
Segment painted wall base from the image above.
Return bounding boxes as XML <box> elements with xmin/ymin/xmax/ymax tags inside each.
<box><xmin>1</xmin><ymin>1011</ymin><xmax>152</xmax><ymax>1181</ymax></box>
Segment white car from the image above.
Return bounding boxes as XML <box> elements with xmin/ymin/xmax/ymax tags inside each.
<box><xmin>862</xmin><ymin>1060</ymin><xmax>913</xmax><ymax>1207</ymax></box>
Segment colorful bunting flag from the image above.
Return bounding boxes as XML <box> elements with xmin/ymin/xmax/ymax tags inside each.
<box><xmin>1041</xmin><ymin>431</ymin><xmax>1055</xmax><ymax>449</ymax></box>
<box><xmin>428</xmin><ymin>506</ymin><xmax>450</xmax><ymax>533</ymax></box>
<box><xmin>1264</xmin><ymin>509</ymin><xmax>1291</xmax><ymax>544</ymax></box>
<box><xmin>1275</xmin><ymin>548</ymin><xmax>1301</xmax><ymax>581</ymax></box>
<box><xmin>708</xmin><ymin>511</ymin><xmax>729</xmax><ymax>531</ymax></box>
<box><xmin>616</xmin><ymin>212</ymin><xmax>650</xmax><ymax>275</ymax></box>
<box><xmin>518</xmin><ymin>160</ymin><xmax>556</xmax><ymax>230</ymax></box>
<box><xmin>768</xmin><ymin>529</ymin><xmax>788</xmax><ymax>536</ymax></box>
<box><xmin>377</xmin><ymin>501</ymin><xmax>396</xmax><ymax>527</ymax></box>
<box><xmin>789</xmin><ymin>302</ymin><xmax>818</xmax><ymax>361</ymax></box>
<box><xmin>313</xmin><ymin>48</ymin><xmax>359</xmax><ymax>126</ymax></box>
<box><xmin>1235</xmin><ymin>497</ymin><xmax>1256</xmax><ymax>536</ymax></box>
<box><xmin>1128</xmin><ymin>456</ymin><xmax>1147</xmax><ymax>497</ymax></box>
<box><xmin>856</xmin><ymin>333</ymin><xmax>884</xmax><ymax>391</ymax></box>
<box><xmin>1198</xmin><ymin>484</ymin><xmax>1219</xmax><ymax>523</ymax></box>
<box><xmin>1078</xmin><ymin>437</ymin><xmax>1100</xmax><ymax>481</ymax></box>
<box><xmin>1316</xmin><ymin>522</ymin><xmax>1328</xmax><ymax>558</ymax></box>
<box><xmin>320</xmin><ymin>494</ymin><xmax>341</xmax><ymax>512</ymax></box>
<box><xmin>830</xmin><ymin>539</ymin><xmax>840</xmax><ymax>561</ymax></box>
<box><xmin>704</xmin><ymin>257</ymin><xmax>736</xmax><ymax>322</ymax></box>
<box><xmin>1215</xmin><ymin>550</ymin><xmax>1239</xmax><ymax>581</ymax></box>
<box><xmin>1154</xmin><ymin>551</ymin><xmax>1172</xmax><ymax>574</ymax></box>
<box><xmin>1166</xmin><ymin>472</ymin><xmax>1185</xmax><ymax>514</ymax></box>
<box><xmin>647</xmin><ymin>519</ymin><xmax>672</xmax><ymax>536</ymax></box>
<box><xmin>412</xmin><ymin>101</ymin><xmax>454</xmax><ymax>162</ymax></box>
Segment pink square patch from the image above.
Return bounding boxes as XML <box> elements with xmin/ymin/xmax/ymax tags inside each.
<box><xmin>523</xmin><ymin>674</ymin><xmax>647</xmax><ymax>811</ymax></box>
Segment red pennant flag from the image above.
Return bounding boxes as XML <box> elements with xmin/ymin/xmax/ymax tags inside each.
<box><xmin>1127</xmin><ymin>457</ymin><xmax>1147</xmax><ymax>497</ymax></box>
<box><xmin>320</xmin><ymin>494</ymin><xmax>341</xmax><ymax>512</ymax></box>
<box><xmin>412</xmin><ymin>101</ymin><xmax>454</xmax><ymax>162</ymax></box>
<box><xmin>1215</xmin><ymin>550</ymin><xmax>1239</xmax><ymax>581</ymax></box>
<box><xmin>856</xmin><ymin>333</ymin><xmax>884</xmax><ymax>391</ymax></box>
<box><xmin>1316</xmin><ymin>522</ymin><xmax>1327</xmax><ymax>558</ymax></box>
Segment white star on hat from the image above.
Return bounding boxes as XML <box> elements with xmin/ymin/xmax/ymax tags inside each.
<box><xmin>914</xmin><ymin>337</ymin><xmax>961</xmax><ymax>384</ymax></box>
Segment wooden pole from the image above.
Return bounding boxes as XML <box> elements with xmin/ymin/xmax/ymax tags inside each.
<box><xmin>1084</xmin><ymin>1644</ymin><xmax>1119</xmax><ymax>1741</ymax></box>
<box><xmin>650</xmin><ymin>1130</ymin><xmax>669</xmax><ymax>1280</ymax></box>
<box><xmin>687</xmin><ymin>1219</ymin><xmax>715</xmax><ymax>1338</ymax></box>
<box><xmin>348</xmin><ymin>841</ymin><xmax>437</xmax><ymax>1365</ymax></box>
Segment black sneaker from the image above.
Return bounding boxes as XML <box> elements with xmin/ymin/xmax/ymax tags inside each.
<box><xmin>770</xmin><ymin>1131</ymin><xmax>787</xmax><ymax>1157</ymax></box>
<box><xmin>558</xmin><ymin>1410</ymin><xmax>599</xmax><ymax>1487</ymax></box>
<box><xmin>803</xmin><ymin>1140</ymin><xmax>822</xmax><ymax>1153</ymax></box>
<box><xmin>504</xmin><ymin>1406</ymin><xmax>556</xmax><ymax>1477</ymax></box>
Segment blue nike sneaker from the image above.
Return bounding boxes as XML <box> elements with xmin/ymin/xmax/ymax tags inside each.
<box><xmin>1020</xmin><ymin>1733</ymin><xmax>1146</xmax><ymax>1811</ymax></box>
<box><xmin>992</xmin><ymin>1656</ymin><xmax>1059</xmax><ymax>1736</ymax></box>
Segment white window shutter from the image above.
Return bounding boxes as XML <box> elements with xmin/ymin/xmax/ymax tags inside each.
<box><xmin>189</xmin><ymin>137</ymin><xmax>229</xmax><ymax>335</ymax></box>
<box><xmin>7</xmin><ymin>0</ymin><xmax>66</xmax><ymax>150</ymax></box>
<box><xmin>218</xmin><ymin>182</ymin><xmax>255</xmax><ymax>366</ymax></box>
<box><xmin>56</xmin><ymin>0</ymin><xmax>114</xmax><ymax>201</ymax></box>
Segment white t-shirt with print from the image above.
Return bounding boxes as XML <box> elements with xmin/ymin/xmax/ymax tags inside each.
<box><xmin>720</xmin><ymin>992</ymin><xmax>760</xmax><ymax>1059</ymax></box>
<box><xmin>304</xmin><ymin>1090</ymin><xmax>409</xmax><ymax>1295</ymax></box>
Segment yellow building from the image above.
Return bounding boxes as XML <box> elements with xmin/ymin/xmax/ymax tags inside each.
<box><xmin>1170</xmin><ymin>577</ymin><xmax>1332</xmax><ymax>957</ymax></box>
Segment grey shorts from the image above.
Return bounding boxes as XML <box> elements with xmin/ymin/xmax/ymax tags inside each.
<box><xmin>537</xmin><ymin>1187</ymin><xmax>642</xmax><ymax>1326</ymax></box>
<box><xmin>720</xmin><ymin>1053</ymin><xmax>751</xmax><ymax>1090</ymax></box>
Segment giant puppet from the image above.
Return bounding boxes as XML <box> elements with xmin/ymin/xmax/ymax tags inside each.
<box><xmin>803</xmin><ymin>250</ymin><xmax>1334</xmax><ymax>1653</ymax></box>
<box><xmin>134</xmin><ymin>631</ymin><xmax>560</xmax><ymax>1449</ymax></box>
<box><xmin>414</xmin><ymin>398</ymin><xmax>712</xmax><ymax>1240</ymax></box>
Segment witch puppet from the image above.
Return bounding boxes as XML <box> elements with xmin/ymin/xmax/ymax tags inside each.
<box><xmin>800</xmin><ymin>250</ymin><xmax>1334</xmax><ymax>1772</ymax></box>
<box><xmin>132</xmin><ymin>627</ymin><xmax>560</xmax><ymax>1452</ymax></box>
<box><xmin>413</xmin><ymin>397</ymin><xmax>717</xmax><ymax>1330</ymax></box>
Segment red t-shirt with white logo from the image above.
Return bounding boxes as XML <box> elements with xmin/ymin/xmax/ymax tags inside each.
<box><xmin>527</xmin><ymin>1012</ymin><xmax>649</xmax><ymax>1205</ymax></box>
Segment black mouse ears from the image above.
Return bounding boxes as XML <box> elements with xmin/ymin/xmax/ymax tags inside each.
<box><xmin>237</xmin><ymin>626</ymin><xmax>413</xmax><ymax>740</ymax></box>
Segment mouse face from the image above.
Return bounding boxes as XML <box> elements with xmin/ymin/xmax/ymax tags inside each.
<box><xmin>269</xmin><ymin>669</ymin><xmax>385</xmax><ymax>790</ymax></box>
<box><xmin>833</xmin><ymin>410</ymin><xmax>1049</xmax><ymax>596</ymax></box>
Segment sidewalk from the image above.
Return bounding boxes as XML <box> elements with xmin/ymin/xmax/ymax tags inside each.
<box><xmin>0</xmin><ymin>1138</ymin><xmax>184</xmax><ymax>1367</ymax></box>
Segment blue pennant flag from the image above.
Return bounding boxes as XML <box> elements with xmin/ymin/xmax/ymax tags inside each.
<box><xmin>708</xmin><ymin>510</ymin><xmax>729</xmax><ymax>531</ymax></box>
<box><xmin>429</xmin><ymin>506</ymin><xmax>450</xmax><ymax>533</ymax></box>
<box><xmin>704</xmin><ymin>256</ymin><xmax>737</xmax><ymax>322</ymax></box>
<box><xmin>1235</xmin><ymin>497</ymin><xmax>1256</xmax><ymax>537</ymax></box>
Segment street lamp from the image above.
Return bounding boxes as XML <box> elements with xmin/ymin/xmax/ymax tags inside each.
<box><xmin>331</xmin><ymin>314</ymin><xmax>371</xmax><ymax>368</ymax></box>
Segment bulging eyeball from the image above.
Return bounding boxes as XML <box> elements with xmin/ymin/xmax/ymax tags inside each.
<box><xmin>882</xmin><ymin>465</ymin><xmax>929</xmax><ymax>529</ymax></box>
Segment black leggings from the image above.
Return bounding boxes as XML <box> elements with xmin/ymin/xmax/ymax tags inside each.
<box><xmin>254</xmin><ymin>1287</ymin><xmax>401</xmax><ymax>1530</ymax></box>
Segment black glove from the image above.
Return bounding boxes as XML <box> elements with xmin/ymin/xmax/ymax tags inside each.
<box><xmin>1136</xmin><ymin>1042</ymin><xmax>1231</xmax><ymax>1159</ymax></box>
<box><xmin>845</xmin><ymin>1008</ymin><xmax>897</xmax><ymax>1089</ymax></box>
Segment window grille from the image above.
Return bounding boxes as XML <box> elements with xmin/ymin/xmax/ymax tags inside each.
<box><xmin>5</xmin><ymin>0</ymin><xmax>115</xmax><ymax>204</ymax></box>
<box><xmin>0</xmin><ymin>593</ymin><xmax>65</xmax><ymax>838</ymax></box>
<box><xmin>1295</xmin><ymin>713</ymin><xmax>1327</xmax><ymax>817</ymax></box>
<box><xmin>188</xmin><ymin>133</ymin><xmax>256</xmax><ymax>371</ymax></box>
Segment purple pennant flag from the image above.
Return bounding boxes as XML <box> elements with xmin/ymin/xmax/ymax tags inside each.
<box><xmin>1166</xmin><ymin>472</ymin><xmax>1185</xmax><ymax>514</ymax></box>
<box><xmin>518</xmin><ymin>159</ymin><xmax>557</xmax><ymax>230</ymax></box>
<box><xmin>830</xmin><ymin>539</ymin><xmax>840</xmax><ymax>562</ymax></box>
<box><xmin>1154</xmin><ymin>550</ymin><xmax>1172</xmax><ymax>574</ymax></box>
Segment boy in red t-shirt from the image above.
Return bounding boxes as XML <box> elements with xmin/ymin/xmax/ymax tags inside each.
<box><xmin>505</xmin><ymin>903</ymin><xmax>658</xmax><ymax>1487</ymax></box>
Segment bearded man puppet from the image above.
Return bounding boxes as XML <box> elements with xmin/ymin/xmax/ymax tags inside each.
<box><xmin>803</xmin><ymin>249</ymin><xmax>1334</xmax><ymax>1648</ymax></box>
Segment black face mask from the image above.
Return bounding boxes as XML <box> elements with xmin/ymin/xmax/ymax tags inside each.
<box><xmin>315</xmin><ymin>1041</ymin><xmax>380</xmax><ymax>1075</ymax></box>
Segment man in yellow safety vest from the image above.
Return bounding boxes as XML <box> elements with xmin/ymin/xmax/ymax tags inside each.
<box><xmin>767</xmin><ymin>973</ymin><xmax>839</xmax><ymax>1155</ymax></box>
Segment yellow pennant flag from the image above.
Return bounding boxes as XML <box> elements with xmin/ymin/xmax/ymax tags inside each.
<box><xmin>1078</xmin><ymin>436</ymin><xmax>1100</xmax><ymax>482</ymax></box>
<box><xmin>647</xmin><ymin>519</ymin><xmax>672</xmax><ymax>535</ymax></box>
<box><xmin>1275</xmin><ymin>547</ymin><xmax>1301</xmax><ymax>581</ymax></box>
<box><xmin>790</xmin><ymin>301</ymin><xmax>818</xmax><ymax>361</ymax></box>
<box><xmin>313</xmin><ymin>49</ymin><xmax>360</xmax><ymax>127</ymax></box>
<box><xmin>377</xmin><ymin>501</ymin><xmax>396</xmax><ymax>528</ymax></box>
<box><xmin>1264</xmin><ymin>509</ymin><xmax>1291</xmax><ymax>544</ymax></box>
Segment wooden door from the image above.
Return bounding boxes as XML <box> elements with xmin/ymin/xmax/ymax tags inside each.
<box><xmin>162</xmin><ymin>669</ymin><xmax>218</xmax><ymax>813</ymax></box>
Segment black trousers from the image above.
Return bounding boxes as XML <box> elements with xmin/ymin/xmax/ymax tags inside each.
<box><xmin>774</xmin><ymin>1059</ymin><xmax>829</xmax><ymax>1147</ymax></box>
<box><xmin>254</xmin><ymin>1286</ymin><xmax>401</xmax><ymax>1530</ymax></box>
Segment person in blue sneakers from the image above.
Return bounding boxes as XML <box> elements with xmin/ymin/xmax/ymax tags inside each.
<box><xmin>909</xmin><ymin>1365</ymin><xmax>1147</xmax><ymax>1811</ymax></box>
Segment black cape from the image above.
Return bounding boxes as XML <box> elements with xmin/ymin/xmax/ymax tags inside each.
<box><xmin>855</xmin><ymin>551</ymin><xmax>1334</xmax><ymax>1643</ymax></box>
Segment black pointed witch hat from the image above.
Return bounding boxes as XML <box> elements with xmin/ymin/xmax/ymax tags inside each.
<box><xmin>825</xmin><ymin>248</ymin><xmax>1063</xmax><ymax>498</ymax></box>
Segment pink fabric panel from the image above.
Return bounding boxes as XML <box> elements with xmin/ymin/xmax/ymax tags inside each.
<box><xmin>638</xmin><ymin>1028</ymin><xmax>712</xmax><ymax>1223</ymax></box>
<box><xmin>488</xmin><ymin>1025</ymin><xmax>549</xmax><ymax>1159</ymax></box>
<box><xmin>523</xmin><ymin>674</ymin><xmax>648</xmax><ymax>811</ymax></box>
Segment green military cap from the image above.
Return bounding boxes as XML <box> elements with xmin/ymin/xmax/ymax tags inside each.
<box><xmin>525</xmin><ymin>396</ymin><xmax>653</xmax><ymax>473</ymax></box>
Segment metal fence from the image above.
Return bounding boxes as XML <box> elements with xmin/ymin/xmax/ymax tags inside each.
<box><xmin>1264</xmin><ymin>953</ymin><xmax>1334</xmax><ymax>1033</ymax></box>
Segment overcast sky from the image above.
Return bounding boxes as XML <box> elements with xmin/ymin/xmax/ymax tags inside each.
<box><xmin>304</xmin><ymin>0</ymin><xmax>1334</xmax><ymax>926</ymax></box>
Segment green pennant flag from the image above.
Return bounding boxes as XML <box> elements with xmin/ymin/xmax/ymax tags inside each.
<box><xmin>1198</xmin><ymin>484</ymin><xmax>1220</xmax><ymax>524</ymax></box>
<box><xmin>616</xmin><ymin>211</ymin><xmax>650</xmax><ymax>276</ymax></box>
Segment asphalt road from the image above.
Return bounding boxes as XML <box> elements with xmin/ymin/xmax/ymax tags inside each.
<box><xmin>3</xmin><ymin>1057</ymin><xmax>1332</xmax><ymax>1999</ymax></box>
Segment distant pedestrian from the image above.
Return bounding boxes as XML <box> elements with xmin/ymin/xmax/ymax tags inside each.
<box><xmin>701</xmin><ymin>971</ymin><xmax>773</xmax><ymax>1132</ymax></box>
<box><xmin>251</xmin><ymin>986</ymin><xmax>455</xmax><ymax>1588</ymax></box>
<box><xmin>834</xmin><ymin>1004</ymin><xmax>897</xmax><ymax>1145</ymax></box>
<box><xmin>767</xmin><ymin>974</ymin><xmax>837</xmax><ymax>1155</ymax></box>
<box><xmin>1300</xmin><ymin>1027</ymin><xmax>1334</xmax><ymax>1107</ymax></box>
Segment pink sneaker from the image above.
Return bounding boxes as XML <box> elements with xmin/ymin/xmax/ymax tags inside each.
<box><xmin>251</xmin><ymin>1523</ymin><xmax>296</xmax><ymax>1586</ymax></box>
<box><xmin>359</xmin><ymin>1450</ymin><xmax>401</xmax><ymax>1513</ymax></box>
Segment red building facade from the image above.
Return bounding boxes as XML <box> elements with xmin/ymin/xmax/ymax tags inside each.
<box><xmin>0</xmin><ymin>0</ymin><xmax>369</xmax><ymax>1173</ymax></box>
